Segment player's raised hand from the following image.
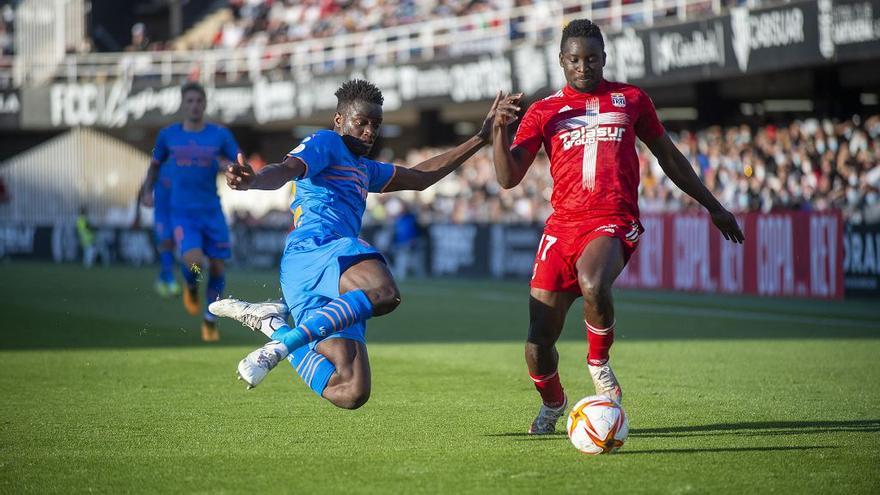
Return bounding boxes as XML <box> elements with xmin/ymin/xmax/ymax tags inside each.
<box><xmin>479</xmin><ymin>91</ymin><xmax>523</xmax><ymax>140</ymax></box>
<box><xmin>226</xmin><ymin>152</ymin><xmax>256</xmax><ymax>190</ymax></box>
<box><xmin>477</xmin><ymin>91</ymin><xmax>504</xmax><ymax>141</ymax></box>
<box><xmin>494</xmin><ymin>92</ymin><xmax>523</xmax><ymax>128</ymax></box>
<box><xmin>710</xmin><ymin>207</ymin><xmax>745</xmax><ymax>244</ymax></box>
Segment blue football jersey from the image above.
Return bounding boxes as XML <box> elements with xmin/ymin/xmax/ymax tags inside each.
<box><xmin>152</xmin><ymin>123</ymin><xmax>239</xmax><ymax>211</ymax></box>
<box><xmin>286</xmin><ymin>130</ymin><xmax>396</xmax><ymax>239</ymax></box>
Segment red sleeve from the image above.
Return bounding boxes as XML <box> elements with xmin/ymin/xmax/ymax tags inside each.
<box><xmin>634</xmin><ymin>88</ymin><xmax>665</xmax><ymax>142</ymax></box>
<box><xmin>511</xmin><ymin>103</ymin><xmax>543</xmax><ymax>155</ymax></box>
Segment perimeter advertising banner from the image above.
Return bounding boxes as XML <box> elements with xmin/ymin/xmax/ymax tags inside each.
<box><xmin>0</xmin><ymin>212</ymin><xmax>866</xmax><ymax>298</ymax></box>
<box><xmin>22</xmin><ymin>54</ymin><xmax>511</xmax><ymax>129</ymax></box>
<box><xmin>843</xmin><ymin>222</ymin><xmax>880</xmax><ymax>295</ymax></box>
<box><xmin>597</xmin><ymin>0</ymin><xmax>880</xmax><ymax>86</ymax></box>
<box><xmin>617</xmin><ymin>211</ymin><xmax>845</xmax><ymax>299</ymax></box>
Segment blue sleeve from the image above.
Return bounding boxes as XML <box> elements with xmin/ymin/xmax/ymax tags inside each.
<box><xmin>220</xmin><ymin>127</ymin><xmax>240</xmax><ymax>162</ymax></box>
<box><xmin>152</xmin><ymin>128</ymin><xmax>169</xmax><ymax>163</ymax></box>
<box><xmin>285</xmin><ymin>131</ymin><xmax>343</xmax><ymax>179</ymax></box>
<box><xmin>364</xmin><ymin>159</ymin><xmax>397</xmax><ymax>193</ymax></box>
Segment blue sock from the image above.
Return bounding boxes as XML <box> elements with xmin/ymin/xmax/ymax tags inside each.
<box><xmin>204</xmin><ymin>273</ymin><xmax>225</xmax><ymax>319</ymax></box>
<box><xmin>270</xmin><ymin>290</ymin><xmax>373</xmax><ymax>352</ymax></box>
<box><xmin>288</xmin><ymin>346</ymin><xmax>336</xmax><ymax>397</ymax></box>
<box><xmin>181</xmin><ymin>263</ymin><xmax>199</xmax><ymax>288</ymax></box>
<box><xmin>159</xmin><ymin>251</ymin><xmax>175</xmax><ymax>283</ymax></box>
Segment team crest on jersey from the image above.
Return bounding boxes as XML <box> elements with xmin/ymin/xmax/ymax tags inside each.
<box><xmin>611</xmin><ymin>93</ymin><xmax>626</xmax><ymax>108</ymax></box>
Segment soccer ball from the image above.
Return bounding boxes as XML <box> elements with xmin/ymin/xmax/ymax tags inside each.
<box><xmin>566</xmin><ymin>395</ymin><xmax>629</xmax><ymax>454</ymax></box>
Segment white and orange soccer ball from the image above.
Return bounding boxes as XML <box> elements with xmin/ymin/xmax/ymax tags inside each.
<box><xmin>566</xmin><ymin>395</ymin><xmax>629</xmax><ymax>454</ymax></box>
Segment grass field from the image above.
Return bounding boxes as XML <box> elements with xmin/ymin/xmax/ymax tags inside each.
<box><xmin>1</xmin><ymin>261</ymin><xmax>879</xmax><ymax>494</ymax></box>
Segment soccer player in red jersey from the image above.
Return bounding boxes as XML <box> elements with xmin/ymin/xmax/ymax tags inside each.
<box><xmin>491</xmin><ymin>19</ymin><xmax>744</xmax><ymax>434</ymax></box>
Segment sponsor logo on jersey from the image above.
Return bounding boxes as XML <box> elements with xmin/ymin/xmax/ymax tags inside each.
<box><xmin>558</xmin><ymin>105</ymin><xmax>573</xmax><ymax>113</ymax></box>
<box><xmin>611</xmin><ymin>93</ymin><xmax>626</xmax><ymax>108</ymax></box>
<box><xmin>559</xmin><ymin>126</ymin><xmax>627</xmax><ymax>151</ymax></box>
<box><xmin>554</xmin><ymin>98</ymin><xmax>631</xmax><ymax>189</ymax></box>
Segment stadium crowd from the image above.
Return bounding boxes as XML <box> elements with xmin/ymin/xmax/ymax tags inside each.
<box><xmin>211</xmin><ymin>0</ymin><xmax>503</xmax><ymax>49</ymax></box>
<box><xmin>112</xmin><ymin>0</ymin><xmax>729</xmax><ymax>52</ymax></box>
<box><xmin>360</xmin><ymin>114</ymin><xmax>880</xmax><ymax>226</ymax></box>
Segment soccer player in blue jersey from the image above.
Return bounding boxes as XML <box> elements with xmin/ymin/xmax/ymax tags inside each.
<box><xmin>210</xmin><ymin>80</ymin><xmax>518</xmax><ymax>409</ymax></box>
<box><xmin>139</xmin><ymin>82</ymin><xmax>241</xmax><ymax>342</ymax></box>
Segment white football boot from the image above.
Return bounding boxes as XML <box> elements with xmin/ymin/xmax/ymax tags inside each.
<box><xmin>208</xmin><ymin>298</ymin><xmax>289</xmax><ymax>338</ymax></box>
<box><xmin>588</xmin><ymin>362</ymin><xmax>622</xmax><ymax>404</ymax></box>
<box><xmin>528</xmin><ymin>395</ymin><xmax>568</xmax><ymax>435</ymax></box>
<box><xmin>236</xmin><ymin>341</ymin><xmax>289</xmax><ymax>389</ymax></box>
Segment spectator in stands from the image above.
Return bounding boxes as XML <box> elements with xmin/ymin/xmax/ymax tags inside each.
<box><xmin>125</xmin><ymin>23</ymin><xmax>150</xmax><ymax>52</ymax></box>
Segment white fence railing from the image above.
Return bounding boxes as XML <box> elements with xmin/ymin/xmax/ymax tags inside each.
<box><xmin>7</xmin><ymin>0</ymin><xmax>779</xmax><ymax>88</ymax></box>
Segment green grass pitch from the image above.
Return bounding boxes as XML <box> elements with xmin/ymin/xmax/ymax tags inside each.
<box><xmin>1</xmin><ymin>262</ymin><xmax>879</xmax><ymax>493</ymax></box>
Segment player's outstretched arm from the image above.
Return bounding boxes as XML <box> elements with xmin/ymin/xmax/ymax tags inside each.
<box><xmin>646</xmin><ymin>134</ymin><xmax>745</xmax><ymax>243</ymax></box>
<box><xmin>226</xmin><ymin>153</ymin><xmax>305</xmax><ymax>191</ymax></box>
<box><xmin>383</xmin><ymin>92</ymin><xmax>516</xmax><ymax>192</ymax></box>
<box><xmin>491</xmin><ymin>92</ymin><xmax>534</xmax><ymax>189</ymax></box>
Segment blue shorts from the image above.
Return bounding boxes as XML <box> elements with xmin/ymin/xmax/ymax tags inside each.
<box><xmin>153</xmin><ymin>185</ymin><xmax>173</xmax><ymax>243</ymax></box>
<box><xmin>172</xmin><ymin>207</ymin><xmax>231</xmax><ymax>259</ymax></box>
<box><xmin>280</xmin><ymin>235</ymin><xmax>384</xmax><ymax>348</ymax></box>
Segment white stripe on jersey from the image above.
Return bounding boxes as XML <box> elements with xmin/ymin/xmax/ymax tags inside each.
<box><xmin>582</xmin><ymin>97</ymin><xmax>600</xmax><ymax>191</ymax></box>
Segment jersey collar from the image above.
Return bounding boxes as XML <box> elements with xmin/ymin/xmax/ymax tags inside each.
<box><xmin>562</xmin><ymin>79</ymin><xmax>608</xmax><ymax>98</ymax></box>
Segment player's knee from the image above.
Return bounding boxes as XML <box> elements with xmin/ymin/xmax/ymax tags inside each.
<box><xmin>579</xmin><ymin>277</ymin><xmax>612</xmax><ymax>306</ymax></box>
<box><xmin>333</xmin><ymin>386</ymin><xmax>371</xmax><ymax>410</ymax></box>
<box><xmin>526</xmin><ymin>330</ymin><xmax>555</xmax><ymax>349</ymax></box>
<box><xmin>367</xmin><ymin>285</ymin><xmax>401</xmax><ymax>316</ymax></box>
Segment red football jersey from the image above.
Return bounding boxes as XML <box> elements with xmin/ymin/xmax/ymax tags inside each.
<box><xmin>512</xmin><ymin>80</ymin><xmax>665</xmax><ymax>228</ymax></box>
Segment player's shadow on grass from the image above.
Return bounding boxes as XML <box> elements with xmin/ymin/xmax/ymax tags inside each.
<box><xmin>486</xmin><ymin>419</ymin><xmax>880</xmax><ymax>442</ymax></box>
<box><xmin>486</xmin><ymin>432</ymin><xmax>569</xmax><ymax>440</ymax></box>
<box><xmin>617</xmin><ymin>445</ymin><xmax>834</xmax><ymax>455</ymax></box>
<box><xmin>630</xmin><ymin>419</ymin><xmax>880</xmax><ymax>438</ymax></box>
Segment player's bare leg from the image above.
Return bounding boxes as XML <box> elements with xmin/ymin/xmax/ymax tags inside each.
<box><xmin>200</xmin><ymin>257</ymin><xmax>225</xmax><ymax>341</ymax></box>
<box><xmin>526</xmin><ymin>288</ymin><xmax>577</xmax><ymax>434</ymax></box>
<box><xmin>339</xmin><ymin>257</ymin><xmax>402</xmax><ymax>317</ymax></box>
<box><xmin>180</xmin><ymin>247</ymin><xmax>205</xmax><ymax>317</ymax></box>
<box><xmin>316</xmin><ymin>338</ymin><xmax>372</xmax><ymax>409</ymax></box>
<box><xmin>282</xmin><ymin>258</ymin><xmax>398</xmax><ymax>409</ymax></box>
<box><xmin>230</xmin><ymin>257</ymin><xmax>398</xmax><ymax>394</ymax></box>
<box><xmin>575</xmin><ymin>236</ymin><xmax>627</xmax><ymax>403</ymax></box>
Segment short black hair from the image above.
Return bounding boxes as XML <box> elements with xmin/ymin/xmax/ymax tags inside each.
<box><xmin>180</xmin><ymin>81</ymin><xmax>206</xmax><ymax>99</ymax></box>
<box><xmin>560</xmin><ymin>19</ymin><xmax>604</xmax><ymax>51</ymax></box>
<box><xmin>335</xmin><ymin>79</ymin><xmax>384</xmax><ymax>113</ymax></box>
